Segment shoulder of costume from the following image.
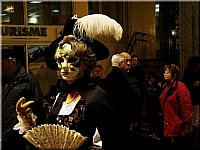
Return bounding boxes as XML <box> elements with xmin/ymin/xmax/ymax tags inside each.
<box><xmin>79</xmin><ymin>83</ymin><xmax>108</xmax><ymax>104</ymax></box>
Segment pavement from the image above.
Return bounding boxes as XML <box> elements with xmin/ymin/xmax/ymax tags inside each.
<box><xmin>135</xmin><ymin>104</ymin><xmax>161</xmax><ymax>149</ymax></box>
<box><xmin>140</xmin><ymin>122</ymin><xmax>161</xmax><ymax>149</ymax></box>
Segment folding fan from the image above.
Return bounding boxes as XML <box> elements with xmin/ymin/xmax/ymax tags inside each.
<box><xmin>23</xmin><ymin>124</ymin><xmax>87</xmax><ymax>150</ymax></box>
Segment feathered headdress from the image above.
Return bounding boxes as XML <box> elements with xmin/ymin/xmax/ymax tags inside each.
<box><xmin>45</xmin><ymin>14</ymin><xmax>123</xmax><ymax>70</ymax></box>
<box><xmin>73</xmin><ymin>14</ymin><xmax>123</xmax><ymax>41</ymax></box>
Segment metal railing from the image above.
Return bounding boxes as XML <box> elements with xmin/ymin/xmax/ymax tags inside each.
<box><xmin>126</xmin><ymin>31</ymin><xmax>147</xmax><ymax>54</ymax></box>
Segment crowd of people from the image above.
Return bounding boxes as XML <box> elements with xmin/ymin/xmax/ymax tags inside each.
<box><xmin>1</xmin><ymin>13</ymin><xmax>200</xmax><ymax>150</ymax></box>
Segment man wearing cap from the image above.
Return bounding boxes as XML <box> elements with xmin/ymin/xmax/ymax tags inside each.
<box><xmin>104</xmin><ymin>53</ymin><xmax>138</xmax><ymax>149</ymax></box>
<box><xmin>1</xmin><ymin>48</ymin><xmax>45</xmax><ymax>149</ymax></box>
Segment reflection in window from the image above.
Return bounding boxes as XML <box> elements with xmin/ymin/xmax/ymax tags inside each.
<box><xmin>27</xmin><ymin>1</ymin><xmax>72</xmax><ymax>25</ymax></box>
<box><xmin>1</xmin><ymin>1</ymin><xmax>72</xmax><ymax>25</ymax></box>
<box><xmin>28</xmin><ymin>46</ymin><xmax>48</xmax><ymax>64</ymax></box>
<box><xmin>1</xmin><ymin>1</ymin><xmax>24</xmax><ymax>25</ymax></box>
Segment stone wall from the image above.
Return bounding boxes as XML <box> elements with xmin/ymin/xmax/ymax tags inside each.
<box><xmin>179</xmin><ymin>2</ymin><xmax>200</xmax><ymax>77</ymax></box>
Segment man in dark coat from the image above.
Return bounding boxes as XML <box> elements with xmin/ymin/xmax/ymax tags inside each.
<box><xmin>1</xmin><ymin>48</ymin><xmax>45</xmax><ymax>149</ymax></box>
<box><xmin>104</xmin><ymin>53</ymin><xmax>137</xmax><ymax>149</ymax></box>
<box><xmin>120</xmin><ymin>52</ymin><xmax>144</xmax><ymax>148</ymax></box>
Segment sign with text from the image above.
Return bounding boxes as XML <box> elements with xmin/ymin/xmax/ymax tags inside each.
<box><xmin>2</xmin><ymin>26</ymin><xmax>47</xmax><ymax>36</ymax></box>
<box><xmin>1</xmin><ymin>25</ymin><xmax>63</xmax><ymax>41</ymax></box>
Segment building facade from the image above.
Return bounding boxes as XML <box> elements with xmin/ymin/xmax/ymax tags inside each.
<box><xmin>1</xmin><ymin>1</ymin><xmax>199</xmax><ymax>95</ymax></box>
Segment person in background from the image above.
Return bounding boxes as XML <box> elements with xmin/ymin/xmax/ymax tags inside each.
<box><xmin>121</xmin><ymin>52</ymin><xmax>142</xmax><ymax>106</ymax></box>
<box><xmin>90</xmin><ymin>65</ymin><xmax>105</xmax><ymax>149</ymax></box>
<box><xmin>120</xmin><ymin>52</ymin><xmax>142</xmax><ymax>148</ymax></box>
<box><xmin>120</xmin><ymin>52</ymin><xmax>132</xmax><ymax>73</ymax></box>
<box><xmin>159</xmin><ymin>64</ymin><xmax>193</xmax><ymax>149</ymax></box>
<box><xmin>130</xmin><ymin>54</ymin><xmax>147</xmax><ymax>104</ymax></box>
<box><xmin>1</xmin><ymin>48</ymin><xmax>45</xmax><ymax>150</ymax></box>
<box><xmin>14</xmin><ymin>14</ymin><xmax>124</xmax><ymax>150</ymax></box>
<box><xmin>90</xmin><ymin>64</ymin><xmax>106</xmax><ymax>90</ymax></box>
<box><xmin>181</xmin><ymin>56</ymin><xmax>200</xmax><ymax>149</ymax></box>
<box><xmin>146</xmin><ymin>72</ymin><xmax>161</xmax><ymax>138</ymax></box>
<box><xmin>91</xmin><ymin>64</ymin><xmax>104</xmax><ymax>79</ymax></box>
<box><xmin>104</xmin><ymin>53</ymin><xmax>137</xmax><ymax>149</ymax></box>
<box><xmin>129</xmin><ymin>54</ymin><xmax>147</xmax><ymax>146</ymax></box>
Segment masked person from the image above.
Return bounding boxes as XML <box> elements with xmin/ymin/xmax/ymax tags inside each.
<box><xmin>14</xmin><ymin>14</ymin><xmax>124</xmax><ymax>150</ymax></box>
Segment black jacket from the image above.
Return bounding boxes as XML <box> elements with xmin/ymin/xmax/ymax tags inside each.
<box><xmin>129</xmin><ymin>66</ymin><xmax>147</xmax><ymax>105</ymax></box>
<box><xmin>2</xmin><ymin>65</ymin><xmax>44</xmax><ymax>150</ymax></box>
<box><xmin>104</xmin><ymin>67</ymin><xmax>137</xmax><ymax>149</ymax></box>
<box><xmin>146</xmin><ymin>81</ymin><xmax>161</xmax><ymax>111</ymax></box>
<box><xmin>44</xmin><ymin>76</ymin><xmax>123</xmax><ymax>150</ymax></box>
<box><xmin>79</xmin><ymin>83</ymin><xmax>123</xmax><ymax>150</ymax></box>
<box><xmin>182</xmin><ymin>68</ymin><xmax>200</xmax><ymax>105</ymax></box>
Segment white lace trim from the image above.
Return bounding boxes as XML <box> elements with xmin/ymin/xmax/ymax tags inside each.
<box><xmin>58</xmin><ymin>101</ymin><xmax>78</xmax><ymax>115</ymax></box>
<box><xmin>13</xmin><ymin>113</ymin><xmax>37</xmax><ymax>134</ymax></box>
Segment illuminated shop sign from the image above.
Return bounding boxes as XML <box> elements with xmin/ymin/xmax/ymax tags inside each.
<box><xmin>1</xmin><ymin>26</ymin><xmax>47</xmax><ymax>36</ymax></box>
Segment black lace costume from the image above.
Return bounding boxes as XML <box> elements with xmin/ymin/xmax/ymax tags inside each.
<box><xmin>41</xmin><ymin>80</ymin><xmax>122</xmax><ymax>150</ymax></box>
<box><xmin>43</xmin><ymin>96</ymin><xmax>86</xmax><ymax>134</ymax></box>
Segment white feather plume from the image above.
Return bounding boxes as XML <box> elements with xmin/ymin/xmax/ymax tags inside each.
<box><xmin>73</xmin><ymin>14</ymin><xmax>123</xmax><ymax>41</ymax></box>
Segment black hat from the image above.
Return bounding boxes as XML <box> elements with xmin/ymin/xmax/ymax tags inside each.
<box><xmin>45</xmin><ymin>14</ymin><xmax>123</xmax><ymax>70</ymax></box>
<box><xmin>2</xmin><ymin>48</ymin><xmax>17</xmax><ymax>59</ymax></box>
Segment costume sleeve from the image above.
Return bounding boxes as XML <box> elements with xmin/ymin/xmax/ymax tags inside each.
<box><xmin>87</xmin><ymin>92</ymin><xmax>124</xmax><ymax>149</ymax></box>
<box><xmin>177</xmin><ymin>82</ymin><xmax>193</xmax><ymax>130</ymax></box>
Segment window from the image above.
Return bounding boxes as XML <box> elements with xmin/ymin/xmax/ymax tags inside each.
<box><xmin>28</xmin><ymin>45</ymin><xmax>48</xmax><ymax>64</ymax></box>
<box><xmin>1</xmin><ymin>1</ymin><xmax>24</xmax><ymax>25</ymax></box>
<box><xmin>27</xmin><ymin>1</ymin><xmax>72</xmax><ymax>25</ymax></box>
<box><xmin>1</xmin><ymin>1</ymin><xmax>72</xmax><ymax>25</ymax></box>
<box><xmin>88</xmin><ymin>1</ymin><xmax>124</xmax><ymax>26</ymax></box>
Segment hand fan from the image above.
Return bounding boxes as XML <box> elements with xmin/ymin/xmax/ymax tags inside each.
<box><xmin>23</xmin><ymin>124</ymin><xmax>87</xmax><ymax>150</ymax></box>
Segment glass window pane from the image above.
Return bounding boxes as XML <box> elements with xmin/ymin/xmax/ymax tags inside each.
<box><xmin>1</xmin><ymin>1</ymin><xmax>24</xmax><ymax>25</ymax></box>
<box><xmin>88</xmin><ymin>2</ymin><xmax>123</xmax><ymax>27</ymax></box>
<box><xmin>27</xmin><ymin>1</ymin><xmax>72</xmax><ymax>25</ymax></box>
<box><xmin>28</xmin><ymin>45</ymin><xmax>57</xmax><ymax>96</ymax></box>
<box><xmin>28</xmin><ymin>45</ymin><xmax>48</xmax><ymax>64</ymax></box>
